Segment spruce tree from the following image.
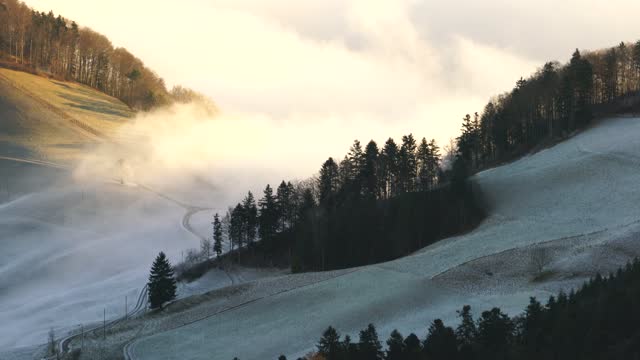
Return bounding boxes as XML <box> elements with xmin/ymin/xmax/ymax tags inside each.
<box><xmin>317</xmin><ymin>326</ymin><xmax>341</xmax><ymax>359</ymax></box>
<box><xmin>385</xmin><ymin>329</ymin><xmax>405</xmax><ymax>360</ymax></box>
<box><xmin>230</xmin><ymin>203</ymin><xmax>245</xmax><ymax>259</ymax></box>
<box><xmin>276</xmin><ymin>181</ymin><xmax>292</xmax><ymax>232</ymax></box>
<box><xmin>362</xmin><ymin>140</ymin><xmax>379</xmax><ymax>200</ymax></box>
<box><xmin>417</xmin><ymin>137</ymin><xmax>431</xmax><ymax>191</ymax></box>
<box><xmin>147</xmin><ymin>251</ymin><xmax>177</xmax><ymax>309</ymax></box>
<box><xmin>403</xmin><ymin>333</ymin><xmax>422</xmax><ymax>359</ymax></box>
<box><xmin>427</xmin><ymin>139</ymin><xmax>441</xmax><ymax>188</ymax></box>
<box><xmin>243</xmin><ymin>191</ymin><xmax>258</xmax><ymax>246</ymax></box>
<box><xmin>399</xmin><ymin>134</ymin><xmax>418</xmax><ymax>193</ymax></box>
<box><xmin>358</xmin><ymin>323</ymin><xmax>383</xmax><ymax>360</ymax></box>
<box><xmin>318</xmin><ymin>158</ymin><xmax>340</xmax><ymax>206</ymax></box>
<box><xmin>258</xmin><ymin>184</ymin><xmax>278</xmax><ymax>251</ymax></box>
<box><xmin>380</xmin><ymin>138</ymin><xmax>399</xmax><ymax>198</ymax></box>
<box><xmin>423</xmin><ymin>319</ymin><xmax>458</xmax><ymax>360</ymax></box>
<box><xmin>213</xmin><ymin>213</ymin><xmax>223</xmax><ymax>257</ymax></box>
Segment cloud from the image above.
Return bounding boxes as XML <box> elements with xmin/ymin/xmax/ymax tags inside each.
<box><xmin>61</xmin><ymin>0</ymin><xmax>540</xmax><ymax>204</ymax></box>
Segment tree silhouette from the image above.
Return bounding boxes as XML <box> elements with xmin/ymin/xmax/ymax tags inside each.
<box><xmin>147</xmin><ymin>251</ymin><xmax>177</xmax><ymax>309</ymax></box>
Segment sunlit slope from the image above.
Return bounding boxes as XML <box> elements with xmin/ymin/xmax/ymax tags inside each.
<box><xmin>129</xmin><ymin>117</ymin><xmax>640</xmax><ymax>360</ymax></box>
<box><xmin>0</xmin><ymin>68</ymin><xmax>134</xmax><ymax>163</ymax></box>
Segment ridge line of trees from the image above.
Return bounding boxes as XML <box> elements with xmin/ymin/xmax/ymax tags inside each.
<box><xmin>184</xmin><ymin>133</ymin><xmax>482</xmax><ymax>274</ymax></box>
<box><xmin>251</xmin><ymin>258</ymin><xmax>640</xmax><ymax>360</ymax></box>
<box><xmin>457</xmin><ymin>41</ymin><xmax>640</xmax><ymax>172</ymax></box>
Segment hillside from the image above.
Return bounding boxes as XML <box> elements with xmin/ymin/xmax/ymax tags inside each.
<box><xmin>52</xmin><ymin>115</ymin><xmax>638</xmax><ymax>360</ymax></box>
<box><xmin>0</xmin><ymin>68</ymin><xmax>134</xmax><ymax>164</ymax></box>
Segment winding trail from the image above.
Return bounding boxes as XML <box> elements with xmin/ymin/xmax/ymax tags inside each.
<box><xmin>0</xmin><ymin>154</ymin><xmax>220</xmax><ymax>359</ymax></box>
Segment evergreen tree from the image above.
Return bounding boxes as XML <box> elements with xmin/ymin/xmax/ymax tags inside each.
<box><xmin>362</xmin><ymin>140</ymin><xmax>379</xmax><ymax>200</ymax></box>
<box><xmin>342</xmin><ymin>335</ymin><xmax>359</xmax><ymax>359</ymax></box>
<box><xmin>318</xmin><ymin>158</ymin><xmax>340</xmax><ymax>206</ymax></box>
<box><xmin>477</xmin><ymin>308</ymin><xmax>514</xmax><ymax>360</ymax></box>
<box><xmin>147</xmin><ymin>251</ymin><xmax>177</xmax><ymax>309</ymax></box>
<box><xmin>456</xmin><ymin>305</ymin><xmax>477</xmax><ymax>347</ymax></box>
<box><xmin>385</xmin><ymin>330</ymin><xmax>405</xmax><ymax>360</ymax></box>
<box><xmin>427</xmin><ymin>139</ymin><xmax>441</xmax><ymax>188</ymax></box>
<box><xmin>276</xmin><ymin>181</ymin><xmax>292</xmax><ymax>232</ymax></box>
<box><xmin>398</xmin><ymin>134</ymin><xmax>418</xmax><ymax>193</ymax></box>
<box><xmin>213</xmin><ymin>213</ymin><xmax>223</xmax><ymax>257</ymax></box>
<box><xmin>417</xmin><ymin>137</ymin><xmax>431</xmax><ymax>192</ymax></box>
<box><xmin>258</xmin><ymin>184</ymin><xmax>278</xmax><ymax>251</ymax></box>
<box><xmin>338</xmin><ymin>155</ymin><xmax>353</xmax><ymax>191</ymax></box>
<box><xmin>423</xmin><ymin>319</ymin><xmax>458</xmax><ymax>360</ymax></box>
<box><xmin>348</xmin><ymin>139</ymin><xmax>366</xmax><ymax>180</ymax></box>
<box><xmin>403</xmin><ymin>333</ymin><xmax>422</xmax><ymax>360</ymax></box>
<box><xmin>317</xmin><ymin>326</ymin><xmax>342</xmax><ymax>360</ymax></box>
<box><xmin>358</xmin><ymin>324</ymin><xmax>383</xmax><ymax>360</ymax></box>
<box><xmin>520</xmin><ymin>297</ymin><xmax>545</xmax><ymax>358</ymax></box>
<box><xmin>380</xmin><ymin>138</ymin><xmax>400</xmax><ymax>198</ymax></box>
<box><xmin>230</xmin><ymin>203</ymin><xmax>245</xmax><ymax>259</ymax></box>
<box><xmin>242</xmin><ymin>191</ymin><xmax>258</xmax><ymax>246</ymax></box>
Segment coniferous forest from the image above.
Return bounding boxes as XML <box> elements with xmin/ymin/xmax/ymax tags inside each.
<box><xmin>262</xmin><ymin>259</ymin><xmax>640</xmax><ymax>360</ymax></box>
<box><xmin>207</xmin><ymin>136</ymin><xmax>483</xmax><ymax>274</ymax></box>
<box><xmin>198</xmin><ymin>39</ymin><xmax>640</xmax><ymax>276</ymax></box>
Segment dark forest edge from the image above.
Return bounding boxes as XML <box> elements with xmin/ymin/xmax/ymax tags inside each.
<box><xmin>178</xmin><ymin>38</ymin><xmax>640</xmax><ymax>281</ymax></box>
<box><xmin>0</xmin><ymin>0</ymin><xmax>215</xmax><ymax>111</ymax></box>
<box><xmin>240</xmin><ymin>258</ymin><xmax>640</xmax><ymax>360</ymax></box>
<box><xmin>176</xmin><ymin>133</ymin><xmax>485</xmax><ymax>281</ymax></box>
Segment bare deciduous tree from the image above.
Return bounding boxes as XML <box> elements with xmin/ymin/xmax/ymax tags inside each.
<box><xmin>530</xmin><ymin>247</ymin><xmax>549</xmax><ymax>276</ymax></box>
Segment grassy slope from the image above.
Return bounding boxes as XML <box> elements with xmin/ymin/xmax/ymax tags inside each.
<box><xmin>0</xmin><ymin>68</ymin><xmax>134</xmax><ymax>163</ymax></box>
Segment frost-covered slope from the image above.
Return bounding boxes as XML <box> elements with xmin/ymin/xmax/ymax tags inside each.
<box><xmin>129</xmin><ymin>117</ymin><xmax>640</xmax><ymax>360</ymax></box>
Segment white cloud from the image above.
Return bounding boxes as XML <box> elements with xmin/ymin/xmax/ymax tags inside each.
<box><xmin>31</xmin><ymin>0</ymin><xmax>634</xmax><ymax>193</ymax></box>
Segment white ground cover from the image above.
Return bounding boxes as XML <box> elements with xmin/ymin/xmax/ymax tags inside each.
<box><xmin>128</xmin><ymin>117</ymin><xmax>640</xmax><ymax>360</ymax></box>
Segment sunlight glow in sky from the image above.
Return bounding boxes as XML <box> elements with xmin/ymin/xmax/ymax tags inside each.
<box><xmin>25</xmin><ymin>0</ymin><xmax>640</xmax><ymax>182</ymax></box>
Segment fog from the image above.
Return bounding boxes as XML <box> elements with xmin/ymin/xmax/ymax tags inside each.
<box><xmin>26</xmin><ymin>0</ymin><xmax>542</xmax><ymax>163</ymax></box>
<box><xmin>4</xmin><ymin>0</ymin><xmax>640</xmax><ymax>353</ymax></box>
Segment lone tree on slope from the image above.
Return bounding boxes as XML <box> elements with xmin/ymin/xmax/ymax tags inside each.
<box><xmin>147</xmin><ymin>251</ymin><xmax>177</xmax><ymax>309</ymax></box>
<box><xmin>213</xmin><ymin>213</ymin><xmax>223</xmax><ymax>257</ymax></box>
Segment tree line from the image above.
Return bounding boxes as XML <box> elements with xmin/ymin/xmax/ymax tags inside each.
<box><xmin>0</xmin><ymin>0</ymin><xmax>211</xmax><ymax>110</ymax></box>
<box><xmin>457</xmin><ymin>41</ymin><xmax>640</xmax><ymax>171</ymax></box>
<box><xmin>253</xmin><ymin>258</ymin><xmax>640</xmax><ymax>360</ymax></box>
<box><xmin>200</xmin><ymin>134</ymin><xmax>482</xmax><ymax>273</ymax></box>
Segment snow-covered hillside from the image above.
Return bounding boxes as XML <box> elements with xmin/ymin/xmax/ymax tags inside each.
<box><xmin>126</xmin><ymin>116</ymin><xmax>640</xmax><ymax>360</ymax></box>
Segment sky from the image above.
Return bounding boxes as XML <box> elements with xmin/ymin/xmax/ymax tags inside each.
<box><xmin>24</xmin><ymin>0</ymin><xmax>640</xmax><ymax>185</ymax></box>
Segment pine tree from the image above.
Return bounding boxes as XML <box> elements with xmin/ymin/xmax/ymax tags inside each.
<box><xmin>318</xmin><ymin>158</ymin><xmax>340</xmax><ymax>206</ymax></box>
<box><xmin>243</xmin><ymin>191</ymin><xmax>258</xmax><ymax>246</ymax></box>
<box><xmin>259</xmin><ymin>184</ymin><xmax>280</xmax><ymax>253</ymax></box>
<box><xmin>276</xmin><ymin>181</ymin><xmax>292</xmax><ymax>232</ymax></box>
<box><xmin>213</xmin><ymin>213</ymin><xmax>223</xmax><ymax>257</ymax></box>
<box><xmin>386</xmin><ymin>329</ymin><xmax>405</xmax><ymax>360</ymax></box>
<box><xmin>423</xmin><ymin>319</ymin><xmax>458</xmax><ymax>360</ymax></box>
<box><xmin>147</xmin><ymin>251</ymin><xmax>177</xmax><ymax>309</ymax></box>
<box><xmin>230</xmin><ymin>203</ymin><xmax>245</xmax><ymax>260</ymax></box>
<box><xmin>403</xmin><ymin>333</ymin><xmax>422</xmax><ymax>360</ymax></box>
<box><xmin>477</xmin><ymin>308</ymin><xmax>514</xmax><ymax>360</ymax></box>
<box><xmin>358</xmin><ymin>323</ymin><xmax>383</xmax><ymax>360</ymax></box>
<box><xmin>317</xmin><ymin>326</ymin><xmax>342</xmax><ymax>360</ymax></box>
<box><xmin>362</xmin><ymin>140</ymin><xmax>379</xmax><ymax>200</ymax></box>
<box><xmin>456</xmin><ymin>305</ymin><xmax>477</xmax><ymax>346</ymax></box>
<box><xmin>380</xmin><ymin>138</ymin><xmax>400</xmax><ymax>198</ymax></box>
<box><xmin>427</xmin><ymin>139</ymin><xmax>441</xmax><ymax>188</ymax></box>
<box><xmin>417</xmin><ymin>137</ymin><xmax>431</xmax><ymax>191</ymax></box>
<box><xmin>348</xmin><ymin>139</ymin><xmax>366</xmax><ymax>180</ymax></box>
<box><xmin>399</xmin><ymin>134</ymin><xmax>417</xmax><ymax>193</ymax></box>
